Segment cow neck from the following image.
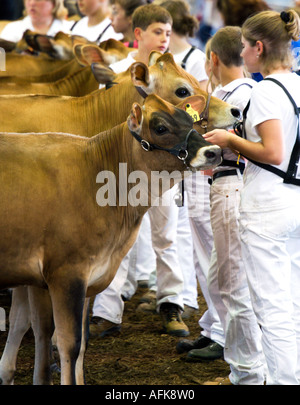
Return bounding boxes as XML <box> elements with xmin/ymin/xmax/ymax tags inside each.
<box><xmin>87</xmin><ymin>123</ymin><xmax>151</xmax><ymax>219</ymax></box>
<box><xmin>82</xmin><ymin>79</ymin><xmax>144</xmax><ymax>135</ymax></box>
<box><xmin>53</xmin><ymin>66</ymin><xmax>98</xmax><ymax>96</ymax></box>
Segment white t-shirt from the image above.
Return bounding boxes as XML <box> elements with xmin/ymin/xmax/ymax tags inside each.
<box><xmin>98</xmin><ymin>51</ymin><xmax>137</xmax><ymax>89</ymax></box>
<box><xmin>0</xmin><ymin>16</ymin><xmax>72</xmax><ymax>42</ymax></box>
<box><xmin>70</xmin><ymin>16</ymin><xmax>123</xmax><ymax>43</ymax></box>
<box><xmin>241</xmin><ymin>72</ymin><xmax>300</xmax><ymax>212</ymax></box>
<box><xmin>212</xmin><ymin>78</ymin><xmax>256</xmax><ymax>173</ymax></box>
<box><xmin>173</xmin><ymin>46</ymin><xmax>208</xmax><ymax>83</ymax></box>
<box><xmin>109</xmin><ymin>51</ymin><xmax>137</xmax><ymax>74</ymax></box>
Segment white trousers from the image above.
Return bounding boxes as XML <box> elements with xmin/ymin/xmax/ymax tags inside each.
<box><xmin>185</xmin><ymin>172</ymin><xmax>225</xmax><ymax>347</ymax></box>
<box><xmin>92</xmin><ymin>187</ymin><xmax>185</xmax><ymax>321</ymax></box>
<box><xmin>148</xmin><ymin>186</ymin><xmax>199</xmax><ymax>310</ymax></box>
<box><xmin>208</xmin><ymin>174</ymin><xmax>265</xmax><ymax>385</ymax></box>
<box><xmin>240</xmin><ymin>203</ymin><xmax>300</xmax><ymax>385</ymax></box>
<box><xmin>121</xmin><ymin>213</ymin><xmax>156</xmax><ymax>301</ymax></box>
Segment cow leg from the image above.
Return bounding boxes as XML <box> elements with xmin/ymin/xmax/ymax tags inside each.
<box><xmin>28</xmin><ymin>286</ymin><xmax>55</xmax><ymax>385</ymax></box>
<box><xmin>75</xmin><ymin>297</ymin><xmax>90</xmax><ymax>385</ymax></box>
<box><xmin>0</xmin><ymin>287</ymin><xmax>31</xmax><ymax>385</ymax></box>
<box><xmin>48</xmin><ymin>276</ymin><xmax>87</xmax><ymax>385</ymax></box>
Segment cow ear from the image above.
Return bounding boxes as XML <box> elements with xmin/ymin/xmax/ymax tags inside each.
<box><xmin>91</xmin><ymin>63</ymin><xmax>117</xmax><ymax>84</ymax></box>
<box><xmin>81</xmin><ymin>44</ymin><xmax>116</xmax><ymax>66</ymax></box>
<box><xmin>35</xmin><ymin>35</ymin><xmax>55</xmax><ymax>54</ymax></box>
<box><xmin>148</xmin><ymin>51</ymin><xmax>163</xmax><ymax>66</ymax></box>
<box><xmin>128</xmin><ymin>103</ymin><xmax>143</xmax><ymax>133</ymax></box>
<box><xmin>73</xmin><ymin>44</ymin><xmax>89</xmax><ymax>66</ymax></box>
<box><xmin>176</xmin><ymin>95</ymin><xmax>207</xmax><ymax>119</ymax></box>
<box><xmin>130</xmin><ymin>62</ymin><xmax>150</xmax><ymax>88</ymax></box>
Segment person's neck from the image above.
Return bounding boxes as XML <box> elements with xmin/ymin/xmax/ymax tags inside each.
<box><xmin>134</xmin><ymin>48</ymin><xmax>152</xmax><ymax>65</ymax></box>
<box><xmin>122</xmin><ymin>29</ymin><xmax>135</xmax><ymax>43</ymax></box>
<box><xmin>87</xmin><ymin>9</ymin><xmax>109</xmax><ymax>27</ymax></box>
<box><xmin>261</xmin><ymin>67</ymin><xmax>291</xmax><ymax>78</ymax></box>
<box><xmin>168</xmin><ymin>33</ymin><xmax>191</xmax><ymax>54</ymax></box>
<box><xmin>31</xmin><ymin>16</ymin><xmax>54</xmax><ymax>34</ymax></box>
<box><xmin>220</xmin><ymin>65</ymin><xmax>245</xmax><ymax>87</ymax></box>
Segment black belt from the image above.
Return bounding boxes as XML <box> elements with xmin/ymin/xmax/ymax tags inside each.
<box><xmin>208</xmin><ymin>169</ymin><xmax>243</xmax><ymax>185</ymax></box>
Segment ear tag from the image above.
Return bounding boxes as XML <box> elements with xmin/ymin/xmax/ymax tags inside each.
<box><xmin>185</xmin><ymin>103</ymin><xmax>200</xmax><ymax>122</ymax></box>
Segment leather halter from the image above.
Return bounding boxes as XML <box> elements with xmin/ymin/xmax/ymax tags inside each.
<box><xmin>130</xmin><ymin>127</ymin><xmax>198</xmax><ymax>167</ymax></box>
<box><xmin>198</xmin><ymin>93</ymin><xmax>211</xmax><ymax>131</ymax></box>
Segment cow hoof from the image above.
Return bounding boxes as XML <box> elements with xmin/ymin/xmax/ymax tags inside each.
<box><xmin>50</xmin><ymin>363</ymin><xmax>61</xmax><ymax>374</ymax></box>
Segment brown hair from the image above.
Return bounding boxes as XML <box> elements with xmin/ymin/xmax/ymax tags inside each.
<box><xmin>132</xmin><ymin>4</ymin><xmax>172</xmax><ymax>31</ymax></box>
<box><xmin>217</xmin><ymin>0</ymin><xmax>270</xmax><ymax>27</ymax></box>
<box><xmin>242</xmin><ymin>9</ymin><xmax>300</xmax><ymax>72</ymax></box>
<box><xmin>159</xmin><ymin>0</ymin><xmax>198</xmax><ymax>37</ymax></box>
<box><xmin>110</xmin><ymin>0</ymin><xmax>149</xmax><ymax>17</ymax></box>
<box><xmin>210</xmin><ymin>26</ymin><xmax>243</xmax><ymax>67</ymax></box>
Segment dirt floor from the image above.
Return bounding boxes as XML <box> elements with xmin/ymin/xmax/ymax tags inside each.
<box><xmin>0</xmin><ymin>287</ymin><xmax>230</xmax><ymax>386</ymax></box>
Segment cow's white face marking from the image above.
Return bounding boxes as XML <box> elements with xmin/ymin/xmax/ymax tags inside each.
<box><xmin>190</xmin><ymin>145</ymin><xmax>222</xmax><ymax>170</ymax></box>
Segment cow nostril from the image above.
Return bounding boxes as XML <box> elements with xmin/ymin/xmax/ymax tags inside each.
<box><xmin>204</xmin><ymin>150</ymin><xmax>216</xmax><ymax>159</ymax></box>
<box><xmin>231</xmin><ymin>108</ymin><xmax>242</xmax><ymax>119</ymax></box>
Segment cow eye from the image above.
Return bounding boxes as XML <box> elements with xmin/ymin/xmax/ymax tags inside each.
<box><xmin>155</xmin><ymin>125</ymin><xmax>168</xmax><ymax>135</ymax></box>
<box><xmin>175</xmin><ymin>87</ymin><xmax>191</xmax><ymax>98</ymax></box>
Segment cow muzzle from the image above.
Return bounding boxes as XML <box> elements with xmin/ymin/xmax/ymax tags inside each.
<box><xmin>189</xmin><ymin>145</ymin><xmax>222</xmax><ymax>170</ymax></box>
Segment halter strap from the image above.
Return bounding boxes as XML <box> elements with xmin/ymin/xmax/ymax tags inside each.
<box><xmin>130</xmin><ymin>128</ymin><xmax>197</xmax><ymax>164</ymax></box>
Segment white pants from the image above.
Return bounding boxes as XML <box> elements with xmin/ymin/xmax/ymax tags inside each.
<box><xmin>147</xmin><ymin>187</ymin><xmax>184</xmax><ymax>311</ymax></box>
<box><xmin>208</xmin><ymin>174</ymin><xmax>265</xmax><ymax>385</ymax></box>
<box><xmin>148</xmin><ymin>186</ymin><xmax>199</xmax><ymax>310</ymax></box>
<box><xmin>121</xmin><ymin>213</ymin><xmax>156</xmax><ymax>301</ymax></box>
<box><xmin>240</xmin><ymin>204</ymin><xmax>300</xmax><ymax>385</ymax></box>
<box><xmin>93</xmin><ymin>187</ymin><xmax>185</xmax><ymax>321</ymax></box>
<box><xmin>185</xmin><ymin>172</ymin><xmax>225</xmax><ymax>347</ymax></box>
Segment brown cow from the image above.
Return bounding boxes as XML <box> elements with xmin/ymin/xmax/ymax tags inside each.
<box><xmin>0</xmin><ymin>59</ymin><xmax>82</xmax><ymax>84</ymax></box>
<box><xmin>0</xmin><ymin>52</ymin><xmax>241</xmax><ymax>135</ymax></box>
<box><xmin>0</xmin><ymin>94</ymin><xmax>222</xmax><ymax>384</ymax></box>
<box><xmin>0</xmin><ymin>36</ymin><xmax>131</xmax><ymax>77</ymax></box>
<box><xmin>0</xmin><ymin>66</ymin><xmax>99</xmax><ymax>97</ymax></box>
<box><xmin>0</xmin><ymin>53</ymin><xmax>241</xmax><ymax>385</ymax></box>
<box><xmin>1</xmin><ymin>53</ymin><xmax>69</xmax><ymax>77</ymax></box>
<box><xmin>0</xmin><ymin>43</ymin><xmax>131</xmax><ymax>96</ymax></box>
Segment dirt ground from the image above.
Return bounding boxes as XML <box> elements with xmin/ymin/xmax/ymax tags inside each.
<box><xmin>0</xmin><ymin>287</ymin><xmax>230</xmax><ymax>386</ymax></box>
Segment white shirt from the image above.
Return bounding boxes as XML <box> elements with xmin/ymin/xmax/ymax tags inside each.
<box><xmin>109</xmin><ymin>51</ymin><xmax>137</xmax><ymax>74</ymax></box>
<box><xmin>0</xmin><ymin>16</ymin><xmax>72</xmax><ymax>42</ymax></box>
<box><xmin>70</xmin><ymin>16</ymin><xmax>123</xmax><ymax>43</ymax></box>
<box><xmin>173</xmin><ymin>46</ymin><xmax>208</xmax><ymax>83</ymax></box>
<box><xmin>212</xmin><ymin>78</ymin><xmax>256</xmax><ymax>173</ymax></box>
<box><xmin>242</xmin><ymin>72</ymin><xmax>300</xmax><ymax>212</ymax></box>
<box><xmin>98</xmin><ymin>51</ymin><xmax>137</xmax><ymax>89</ymax></box>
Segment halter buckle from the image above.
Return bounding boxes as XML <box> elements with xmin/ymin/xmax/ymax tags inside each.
<box><xmin>140</xmin><ymin>140</ymin><xmax>151</xmax><ymax>151</ymax></box>
<box><xmin>177</xmin><ymin>149</ymin><xmax>189</xmax><ymax>161</ymax></box>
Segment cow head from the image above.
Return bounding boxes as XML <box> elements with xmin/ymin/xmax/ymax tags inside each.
<box><xmin>127</xmin><ymin>94</ymin><xmax>222</xmax><ymax>172</ymax></box>
<box><xmin>129</xmin><ymin>52</ymin><xmax>241</xmax><ymax>130</ymax></box>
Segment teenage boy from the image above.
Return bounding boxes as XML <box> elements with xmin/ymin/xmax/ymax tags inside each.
<box><xmin>109</xmin><ymin>3</ymin><xmax>172</xmax><ymax>71</ymax></box>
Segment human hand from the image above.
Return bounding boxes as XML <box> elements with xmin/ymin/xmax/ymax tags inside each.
<box><xmin>202</xmin><ymin>129</ymin><xmax>234</xmax><ymax>149</ymax></box>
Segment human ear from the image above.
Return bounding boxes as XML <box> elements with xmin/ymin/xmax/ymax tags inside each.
<box><xmin>211</xmin><ymin>51</ymin><xmax>219</xmax><ymax>67</ymax></box>
<box><xmin>256</xmin><ymin>40</ymin><xmax>264</xmax><ymax>57</ymax></box>
<box><xmin>134</xmin><ymin>27</ymin><xmax>142</xmax><ymax>41</ymax></box>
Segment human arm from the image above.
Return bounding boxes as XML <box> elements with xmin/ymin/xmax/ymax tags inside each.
<box><xmin>203</xmin><ymin>118</ymin><xmax>285</xmax><ymax>166</ymax></box>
